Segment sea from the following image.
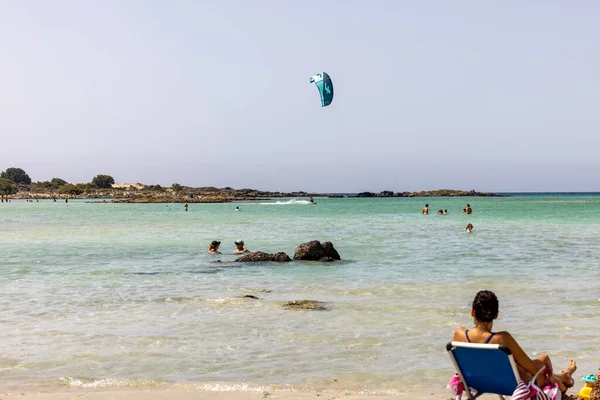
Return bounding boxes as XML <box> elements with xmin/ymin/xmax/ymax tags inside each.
<box><xmin>1</xmin><ymin>194</ymin><xmax>599</xmax><ymax>393</ymax></box>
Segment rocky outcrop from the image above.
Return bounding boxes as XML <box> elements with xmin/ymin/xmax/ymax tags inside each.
<box><xmin>293</xmin><ymin>241</ymin><xmax>341</xmax><ymax>261</ymax></box>
<box><xmin>283</xmin><ymin>300</ymin><xmax>329</xmax><ymax>311</ymax></box>
<box><xmin>321</xmin><ymin>242</ymin><xmax>340</xmax><ymax>260</ymax></box>
<box><xmin>356</xmin><ymin>192</ymin><xmax>376</xmax><ymax>197</ymax></box>
<box><xmin>235</xmin><ymin>251</ymin><xmax>291</xmax><ymax>262</ymax></box>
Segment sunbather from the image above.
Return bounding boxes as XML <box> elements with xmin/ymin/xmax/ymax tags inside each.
<box><xmin>452</xmin><ymin>290</ymin><xmax>577</xmax><ymax>393</ymax></box>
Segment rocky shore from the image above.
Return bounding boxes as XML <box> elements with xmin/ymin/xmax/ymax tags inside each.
<box><xmin>355</xmin><ymin>189</ymin><xmax>500</xmax><ymax>197</ymax></box>
<box><xmin>7</xmin><ymin>184</ymin><xmax>500</xmax><ymax>203</ymax></box>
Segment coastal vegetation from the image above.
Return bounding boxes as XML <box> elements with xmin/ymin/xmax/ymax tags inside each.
<box><xmin>0</xmin><ymin>166</ymin><xmax>499</xmax><ymax>203</ymax></box>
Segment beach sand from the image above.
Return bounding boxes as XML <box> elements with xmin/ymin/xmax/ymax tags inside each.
<box><xmin>0</xmin><ymin>388</ymin><xmax>451</xmax><ymax>400</ymax></box>
<box><xmin>0</xmin><ymin>384</ymin><xmax>584</xmax><ymax>400</ymax></box>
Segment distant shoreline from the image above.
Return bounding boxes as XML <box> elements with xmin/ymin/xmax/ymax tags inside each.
<box><xmin>5</xmin><ymin>185</ymin><xmax>503</xmax><ymax>203</ymax></box>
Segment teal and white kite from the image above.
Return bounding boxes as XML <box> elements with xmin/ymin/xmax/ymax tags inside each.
<box><xmin>310</xmin><ymin>72</ymin><xmax>334</xmax><ymax>107</ymax></box>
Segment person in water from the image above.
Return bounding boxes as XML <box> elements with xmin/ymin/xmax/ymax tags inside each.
<box><xmin>233</xmin><ymin>239</ymin><xmax>250</xmax><ymax>254</ymax></box>
<box><xmin>466</xmin><ymin>223</ymin><xmax>473</xmax><ymax>233</ymax></box>
<box><xmin>453</xmin><ymin>290</ymin><xmax>577</xmax><ymax>393</ymax></box>
<box><xmin>422</xmin><ymin>204</ymin><xmax>429</xmax><ymax>215</ymax></box>
<box><xmin>184</xmin><ymin>202</ymin><xmax>188</xmax><ymax>212</ymax></box>
<box><xmin>235</xmin><ymin>206</ymin><xmax>240</xmax><ymax>212</ymax></box>
<box><xmin>437</xmin><ymin>209</ymin><xmax>444</xmax><ymax>215</ymax></box>
<box><xmin>465</xmin><ymin>203</ymin><xmax>472</xmax><ymax>214</ymax></box>
<box><xmin>443</xmin><ymin>209</ymin><xmax>448</xmax><ymax>214</ymax></box>
<box><xmin>309</xmin><ymin>196</ymin><xmax>314</xmax><ymax>203</ymax></box>
<box><xmin>208</xmin><ymin>240</ymin><xmax>222</xmax><ymax>254</ymax></box>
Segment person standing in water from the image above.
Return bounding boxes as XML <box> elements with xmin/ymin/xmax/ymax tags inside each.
<box><xmin>233</xmin><ymin>240</ymin><xmax>250</xmax><ymax>254</ymax></box>
<box><xmin>466</xmin><ymin>223</ymin><xmax>473</xmax><ymax>233</ymax></box>
<box><xmin>309</xmin><ymin>196</ymin><xmax>314</xmax><ymax>203</ymax></box>
<box><xmin>465</xmin><ymin>203</ymin><xmax>472</xmax><ymax>214</ymax></box>
<box><xmin>208</xmin><ymin>241</ymin><xmax>222</xmax><ymax>254</ymax></box>
<box><xmin>235</xmin><ymin>206</ymin><xmax>240</xmax><ymax>212</ymax></box>
<box><xmin>422</xmin><ymin>204</ymin><xmax>429</xmax><ymax>215</ymax></box>
<box><xmin>184</xmin><ymin>202</ymin><xmax>188</xmax><ymax>212</ymax></box>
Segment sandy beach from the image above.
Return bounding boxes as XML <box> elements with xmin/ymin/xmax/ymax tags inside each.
<box><xmin>0</xmin><ymin>388</ymin><xmax>450</xmax><ymax>400</ymax></box>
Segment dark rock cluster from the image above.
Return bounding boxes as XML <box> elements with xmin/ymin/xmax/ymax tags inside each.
<box><xmin>293</xmin><ymin>241</ymin><xmax>341</xmax><ymax>261</ymax></box>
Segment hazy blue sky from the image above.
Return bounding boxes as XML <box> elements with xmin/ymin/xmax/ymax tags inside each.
<box><xmin>1</xmin><ymin>1</ymin><xmax>599</xmax><ymax>192</ymax></box>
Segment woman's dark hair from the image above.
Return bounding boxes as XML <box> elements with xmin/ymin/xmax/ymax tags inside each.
<box><xmin>472</xmin><ymin>290</ymin><xmax>498</xmax><ymax>323</ymax></box>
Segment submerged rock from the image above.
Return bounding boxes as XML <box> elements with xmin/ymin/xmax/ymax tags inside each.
<box><xmin>294</xmin><ymin>241</ymin><xmax>341</xmax><ymax>261</ymax></box>
<box><xmin>235</xmin><ymin>251</ymin><xmax>291</xmax><ymax>262</ymax></box>
<box><xmin>239</xmin><ymin>295</ymin><xmax>260</xmax><ymax>299</ymax></box>
<box><xmin>283</xmin><ymin>300</ymin><xmax>329</xmax><ymax>311</ymax></box>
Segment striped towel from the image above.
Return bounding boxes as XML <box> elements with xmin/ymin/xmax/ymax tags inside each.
<box><xmin>511</xmin><ymin>380</ymin><xmax>559</xmax><ymax>400</ymax></box>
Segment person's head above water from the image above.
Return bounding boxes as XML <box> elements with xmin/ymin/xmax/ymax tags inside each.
<box><xmin>466</xmin><ymin>223</ymin><xmax>473</xmax><ymax>232</ymax></box>
<box><xmin>235</xmin><ymin>239</ymin><xmax>244</xmax><ymax>246</ymax></box>
<box><xmin>471</xmin><ymin>290</ymin><xmax>498</xmax><ymax>323</ymax></box>
<box><xmin>210</xmin><ymin>240</ymin><xmax>220</xmax><ymax>248</ymax></box>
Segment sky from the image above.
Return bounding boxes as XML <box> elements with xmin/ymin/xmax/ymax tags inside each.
<box><xmin>1</xmin><ymin>1</ymin><xmax>599</xmax><ymax>192</ymax></box>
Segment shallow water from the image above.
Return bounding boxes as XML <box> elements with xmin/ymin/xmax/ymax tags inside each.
<box><xmin>1</xmin><ymin>195</ymin><xmax>599</xmax><ymax>393</ymax></box>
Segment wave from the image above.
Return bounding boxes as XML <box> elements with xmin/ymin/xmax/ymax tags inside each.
<box><xmin>259</xmin><ymin>199</ymin><xmax>313</xmax><ymax>205</ymax></box>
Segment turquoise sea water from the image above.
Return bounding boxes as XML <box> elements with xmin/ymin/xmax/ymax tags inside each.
<box><xmin>1</xmin><ymin>195</ymin><xmax>599</xmax><ymax>393</ymax></box>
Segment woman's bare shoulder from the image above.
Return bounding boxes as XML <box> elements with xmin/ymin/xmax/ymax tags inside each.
<box><xmin>491</xmin><ymin>330</ymin><xmax>516</xmax><ymax>345</ymax></box>
<box><xmin>452</xmin><ymin>326</ymin><xmax>467</xmax><ymax>341</ymax></box>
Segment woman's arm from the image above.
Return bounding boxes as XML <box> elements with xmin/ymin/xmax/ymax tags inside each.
<box><xmin>499</xmin><ymin>332</ymin><xmax>553</xmax><ymax>378</ymax></box>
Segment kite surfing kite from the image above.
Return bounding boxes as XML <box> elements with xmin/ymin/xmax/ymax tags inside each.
<box><xmin>310</xmin><ymin>72</ymin><xmax>334</xmax><ymax>107</ymax></box>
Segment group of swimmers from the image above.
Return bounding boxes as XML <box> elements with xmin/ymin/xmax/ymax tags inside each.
<box><xmin>422</xmin><ymin>203</ymin><xmax>474</xmax><ymax>233</ymax></box>
<box><xmin>422</xmin><ymin>203</ymin><xmax>472</xmax><ymax>215</ymax></box>
<box><xmin>208</xmin><ymin>239</ymin><xmax>250</xmax><ymax>254</ymax></box>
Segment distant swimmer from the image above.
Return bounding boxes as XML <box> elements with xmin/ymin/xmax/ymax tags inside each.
<box><xmin>465</xmin><ymin>203</ymin><xmax>472</xmax><ymax>214</ymax></box>
<box><xmin>233</xmin><ymin>239</ymin><xmax>250</xmax><ymax>254</ymax></box>
<box><xmin>184</xmin><ymin>202</ymin><xmax>188</xmax><ymax>212</ymax></box>
<box><xmin>466</xmin><ymin>223</ymin><xmax>473</xmax><ymax>233</ymax></box>
<box><xmin>235</xmin><ymin>206</ymin><xmax>240</xmax><ymax>212</ymax></box>
<box><xmin>422</xmin><ymin>204</ymin><xmax>429</xmax><ymax>215</ymax></box>
<box><xmin>444</xmin><ymin>209</ymin><xmax>448</xmax><ymax>214</ymax></box>
<box><xmin>309</xmin><ymin>196</ymin><xmax>314</xmax><ymax>203</ymax></box>
<box><xmin>437</xmin><ymin>209</ymin><xmax>443</xmax><ymax>215</ymax></box>
<box><xmin>208</xmin><ymin>241</ymin><xmax>222</xmax><ymax>254</ymax></box>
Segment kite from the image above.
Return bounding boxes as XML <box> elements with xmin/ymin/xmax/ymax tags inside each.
<box><xmin>310</xmin><ymin>72</ymin><xmax>334</xmax><ymax>107</ymax></box>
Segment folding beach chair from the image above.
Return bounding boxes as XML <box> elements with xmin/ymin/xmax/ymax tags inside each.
<box><xmin>446</xmin><ymin>341</ymin><xmax>546</xmax><ymax>400</ymax></box>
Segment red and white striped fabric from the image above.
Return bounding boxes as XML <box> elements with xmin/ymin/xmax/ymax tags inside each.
<box><xmin>511</xmin><ymin>380</ymin><xmax>560</xmax><ymax>400</ymax></box>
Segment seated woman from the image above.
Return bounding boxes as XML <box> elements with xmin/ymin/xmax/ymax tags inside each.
<box><xmin>208</xmin><ymin>240</ymin><xmax>222</xmax><ymax>254</ymax></box>
<box><xmin>453</xmin><ymin>291</ymin><xmax>576</xmax><ymax>393</ymax></box>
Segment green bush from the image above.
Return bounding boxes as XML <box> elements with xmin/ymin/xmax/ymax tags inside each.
<box><xmin>1</xmin><ymin>167</ymin><xmax>31</xmax><ymax>185</ymax></box>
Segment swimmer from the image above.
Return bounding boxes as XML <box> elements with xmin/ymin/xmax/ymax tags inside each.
<box><xmin>208</xmin><ymin>240</ymin><xmax>222</xmax><ymax>254</ymax></box>
<box><xmin>466</xmin><ymin>203</ymin><xmax>472</xmax><ymax>214</ymax></box>
<box><xmin>443</xmin><ymin>209</ymin><xmax>448</xmax><ymax>214</ymax></box>
<box><xmin>235</xmin><ymin>206</ymin><xmax>240</xmax><ymax>212</ymax></box>
<box><xmin>184</xmin><ymin>202</ymin><xmax>188</xmax><ymax>212</ymax></box>
<box><xmin>422</xmin><ymin>204</ymin><xmax>429</xmax><ymax>215</ymax></box>
<box><xmin>309</xmin><ymin>196</ymin><xmax>314</xmax><ymax>203</ymax></box>
<box><xmin>466</xmin><ymin>223</ymin><xmax>473</xmax><ymax>233</ymax></box>
<box><xmin>233</xmin><ymin>239</ymin><xmax>250</xmax><ymax>254</ymax></box>
<box><xmin>437</xmin><ymin>209</ymin><xmax>443</xmax><ymax>215</ymax></box>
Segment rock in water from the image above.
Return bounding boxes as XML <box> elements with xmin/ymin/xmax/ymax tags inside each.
<box><xmin>294</xmin><ymin>240</ymin><xmax>340</xmax><ymax>261</ymax></box>
<box><xmin>283</xmin><ymin>300</ymin><xmax>329</xmax><ymax>311</ymax></box>
<box><xmin>235</xmin><ymin>251</ymin><xmax>291</xmax><ymax>262</ymax></box>
<box><xmin>322</xmin><ymin>242</ymin><xmax>341</xmax><ymax>260</ymax></box>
